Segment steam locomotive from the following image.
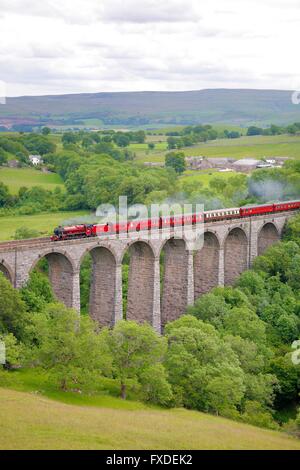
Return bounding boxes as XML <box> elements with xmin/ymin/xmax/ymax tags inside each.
<box><xmin>51</xmin><ymin>200</ymin><xmax>300</xmax><ymax>241</ymax></box>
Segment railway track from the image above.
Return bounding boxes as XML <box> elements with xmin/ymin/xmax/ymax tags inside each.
<box><xmin>0</xmin><ymin>204</ymin><xmax>299</xmax><ymax>252</ymax></box>
<box><xmin>0</xmin><ymin>237</ymin><xmax>51</xmax><ymax>250</ymax></box>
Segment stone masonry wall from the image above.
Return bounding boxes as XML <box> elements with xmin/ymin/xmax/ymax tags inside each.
<box><xmin>224</xmin><ymin>227</ymin><xmax>248</xmax><ymax>285</ymax></box>
<box><xmin>194</xmin><ymin>231</ymin><xmax>220</xmax><ymax>298</ymax></box>
<box><xmin>89</xmin><ymin>247</ymin><xmax>116</xmax><ymax>326</ymax></box>
<box><xmin>257</xmin><ymin>222</ymin><xmax>280</xmax><ymax>256</ymax></box>
<box><xmin>47</xmin><ymin>253</ymin><xmax>75</xmax><ymax>308</ymax></box>
<box><xmin>161</xmin><ymin>238</ymin><xmax>189</xmax><ymax>327</ymax></box>
<box><xmin>126</xmin><ymin>241</ymin><xmax>155</xmax><ymax>324</ymax></box>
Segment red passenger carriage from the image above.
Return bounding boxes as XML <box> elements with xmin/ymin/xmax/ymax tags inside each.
<box><xmin>51</xmin><ymin>200</ymin><xmax>300</xmax><ymax>241</ymax></box>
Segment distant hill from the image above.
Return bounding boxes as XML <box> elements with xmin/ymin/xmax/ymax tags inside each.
<box><xmin>1</xmin><ymin>89</ymin><xmax>300</xmax><ymax>128</ymax></box>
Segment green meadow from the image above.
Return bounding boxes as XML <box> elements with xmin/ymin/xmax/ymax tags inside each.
<box><xmin>0</xmin><ymin>168</ymin><xmax>64</xmax><ymax>194</ymax></box>
<box><xmin>179</xmin><ymin>169</ymin><xmax>244</xmax><ymax>188</ymax></box>
<box><xmin>0</xmin><ymin>386</ymin><xmax>299</xmax><ymax>450</ymax></box>
<box><xmin>0</xmin><ymin>211</ymin><xmax>89</xmax><ymax>241</ymax></box>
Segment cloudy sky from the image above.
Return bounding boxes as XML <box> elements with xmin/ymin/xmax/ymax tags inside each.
<box><xmin>0</xmin><ymin>0</ymin><xmax>299</xmax><ymax>96</ymax></box>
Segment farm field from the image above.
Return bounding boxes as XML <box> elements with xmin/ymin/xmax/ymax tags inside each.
<box><xmin>135</xmin><ymin>134</ymin><xmax>300</xmax><ymax>163</ymax></box>
<box><xmin>0</xmin><ymin>210</ymin><xmax>89</xmax><ymax>241</ymax></box>
<box><xmin>0</xmin><ymin>168</ymin><xmax>64</xmax><ymax>194</ymax></box>
<box><xmin>179</xmin><ymin>169</ymin><xmax>244</xmax><ymax>188</ymax></box>
<box><xmin>129</xmin><ymin>141</ymin><xmax>167</xmax><ymax>152</ymax></box>
<box><xmin>0</xmin><ymin>387</ymin><xmax>299</xmax><ymax>450</ymax></box>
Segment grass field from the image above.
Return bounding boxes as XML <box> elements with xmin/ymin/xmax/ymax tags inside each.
<box><xmin>0</xmin><ymin>168</ymin><xmax>64</xmax><ymax>194</ymax></box>
<box><xmin>0</xmin><ymin>387</ymin><xmax>299</xmax><ymax>450</ymax></box>
<box><xmin>179</xmin><ymin>170</ymin><xmax>243</xmax><ymax>188</ymax></box>
<box><xmin>0</xmin><ymin>211</ymin><xmax>89</xmax><ymax>241</ymax></box>
<box><xmin>135</xmin><ymin>134</ymin><xmax>300</xmax><ymax>163</ymax></box>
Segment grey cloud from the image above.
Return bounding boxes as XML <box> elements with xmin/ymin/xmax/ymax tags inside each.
<box><xmin>0</xmin><ymin>0</ymin><xmax>198</xmax><ymax>25</ymax></box>
<box><xmin>101</xmin><ymin>0</ymin><xmax>199</xmax><ymax>23</ymax></box>
<box><xmin>0</xmin><ymin>0</ymin><xmax>296</xmax><ymax>95</ymax></box>
<box><xmin>0</xmin><ymin>0</ymin><xmax>101</xmax><ymax>25</ymax></box>
<box><xmin>29</xmin><ymin>44</ymin><xmax>71</xmax><ymax>59</ymax></box>
<box><xmin>0</xmin><ymin>1</ymin><xmax>59</xmax><ymax>18</ymax></box>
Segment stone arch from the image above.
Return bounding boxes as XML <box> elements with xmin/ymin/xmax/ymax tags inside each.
<box><xmin>224</xmin><ymin>227</ymin><xmax>248</xmax><ymax>286</ymax></box>
<box><xmin>0</xmin><ymin>260</ymin><xmax>13</xmax><ymax>284</ymax></box>
<box><xmin>31</xmin><ymin>248</ymin><xmax>77</xmax><ymax>274</ymax></box>
<box><xmin>31</xmin><ymin>250</ymin><xmax>75</xmax><ymax>308</ymax></box>
<box><xmin>125</xmin><ymin>241</ymin><xmax>155</xmax><ymax>324</ymax></box>
<box><xmin>258</xmin><ymin>222</ymin><xmax>280</xmax><ymax>256</ymax></box>
<box><xmin>121</xmin><ymin>237</ymin><xmax>159</xmax><ymax>261</ymax></box>
<box><xmin>85</xmin><ymin>246</ymin><xmax>117</xmax><ymax>327</ymax></box>
<box><xmin>194</xmin><ymin>231</ymin><xmax>220</xmax><ymax>299</ymax></box>
<box><xmin>78</xmin><ymin>243</ymin><xmax>120</xmax><ymax>270</ymax></box>
<box><xmin>161</xmin><ymin>237</ymin><xmax>188</xmax><ymax>328</ymax></box>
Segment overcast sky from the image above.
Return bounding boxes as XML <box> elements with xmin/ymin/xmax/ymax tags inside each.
<box><xmin>0</xmin><ymin>0</ymin><xmax>299</xmax><ymax>96</ymax></box>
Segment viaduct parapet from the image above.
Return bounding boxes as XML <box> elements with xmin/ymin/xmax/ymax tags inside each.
<box><xmin>0</xmin><ymin>212</ymin><xmax>293</xmax><ymax>332</ymax></box>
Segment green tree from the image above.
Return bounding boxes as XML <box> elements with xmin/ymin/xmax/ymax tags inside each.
<box><xmin>0</xmin><ymin>148</ymin><xmax>7</xmax><ymax>166</ymax></box>
<box><xmin>222</xmin><ymin>306</ymin><xmax>267</xmax><ymax>345</ymax></box>
<box><xmin>164</xmin><ymin>315</ymin><xmax>245</xmax><ymax>414</ymax></box>
<box><xmin>247</xmin><ymin>126</ymin><xmax>263</xmax><ymax>136</ymax></box>
<box><xmin>0</xmin><ymin>182</ymin><xmax>10</xmax><ymax>207</ymax></box>
<box><xmin>0</xmin><ymin>274</ymin><xmax>28</xmax><ymax>341</ymax></box>
<box><xmin>165</xmin><ymin>152</ymin><xmax>186</xmax><ymax>174</ymax></box>
<box><xmin>81</xmin><ymin>135</ymin><xmax>94</xmax><ymax>149</ymax></box>
<box><xmin>0</xmin><ymin>332</ymin><xmax>24</xmax><ymax>369</ymax></box>
<box><xmin>241</xmin><ymin>401</ymin><xmax>278</xmax><ymax>429</ymax></box>
<box><xmin>103</xmin><ymin>320</ymin><xmax>167</xmax><ymax>399</ymax></box>
<box><xmin>285</xmin><ymin>214</ymin><xmax>300</xmax><ymax>245</ymax></box>
<box><xmin>167</xmin><ymin>136</ymin><xmax>177</xmax><ymax>149</ymax></box>
<box><xmin>41</xmin><ymin>127</ymin><xmax>51</xmax><ymax>136</ymax></box>
<box><xmin>62</xmin><ymin>132</ymin><xmax>79</xmax><ymax>145</ymax></box>
<box><xmin>187</xmin><ymin>292</ymin><xmax>230</xmax><ymax>329</ymax></box>
<box><xmin>94</xmin><ymin>141</ymin><xmax>115</xmax><ymax>154</ymax></box>
<box><xmin>139</xmin><ymin>363</ymin><xmax>173</xmax><ymax>406</ymax></box>
<box><xmin>270</xmin><ymin>354</ymin><xmax>300</xmax><ymax>407</ymax></box>
<box><xmin>34</xmin><ymin>304</ymin><xmax>110</xmax><ymax>391</ymax></box>
<box><xmin>21</xmin><ymin>270</ymin><xmax>54</xmax><ymax>313</ymax></box>
<box><xmin>114</xmin><ymin>133</ymin><xmax>130</xmax><ymax>147</ymax></box>
<box><xmin>21</xmin><ymin>134</ymin><xmax>56</xmax><ymax>155</ymax></box>
<box><xmin>134</xmin><ymin>130</ymin><xmax>146</xmax><ymax>143</ymax></box>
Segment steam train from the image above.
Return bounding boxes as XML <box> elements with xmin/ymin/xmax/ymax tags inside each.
<box><xmin>51</xmin><ymin>200</ymin><xmax>300</xmax><ymax>241</ymax></box>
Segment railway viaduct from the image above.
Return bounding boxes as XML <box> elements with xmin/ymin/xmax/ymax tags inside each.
<box><xmin>0</xmin><ymin>211</ymin><xmax>294</xmax><ymax>332</ymax></box>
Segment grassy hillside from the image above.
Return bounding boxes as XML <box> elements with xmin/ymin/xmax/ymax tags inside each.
<box><xmin>0</xmin><ymin>211</ymin><xmax>89</xmax><ymax>241</ymax></box>
<box><xmin>0</xmin><ymin>388</ymin><xmax>299</xmax><ymax>450</ymax></box>
<box><xmin>136</xmin><ymin>134</ymin><xmax>300</xmax><ymax>163</ymax></box>
<box><xmin>0</xmin><ymin>168</ymin><xmax>64</xmax><ymax>194</ymax></box>
<box><xmin>2</xmin><ymin>89</ymin><xmax>300</xmax><ymax>128</ymax></box>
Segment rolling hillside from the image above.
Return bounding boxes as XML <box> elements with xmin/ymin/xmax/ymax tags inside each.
<box><xmin>0</xmin><ymin>388</ymin><xmax>299</xmax><ymax>450</ymax></box>
<box><xmin>1</xmin><ymin>89</ymin><xmax>300</xmax><ymax>128</ymax></box>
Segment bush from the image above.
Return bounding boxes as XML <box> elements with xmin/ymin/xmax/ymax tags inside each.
<box><xmin>14</xmin><ymin>226</ymin><xmax>40</xmax><ymax>240</ymax></box>
<box><xmin>241</xmin><ymin>401</ymin><xmax>279</xmax><ymax>430</ymax></box>
<box><xmin>139</xmin><ymin>364</ymin><xmax>173</xmax><ymax>406</ymax></box>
